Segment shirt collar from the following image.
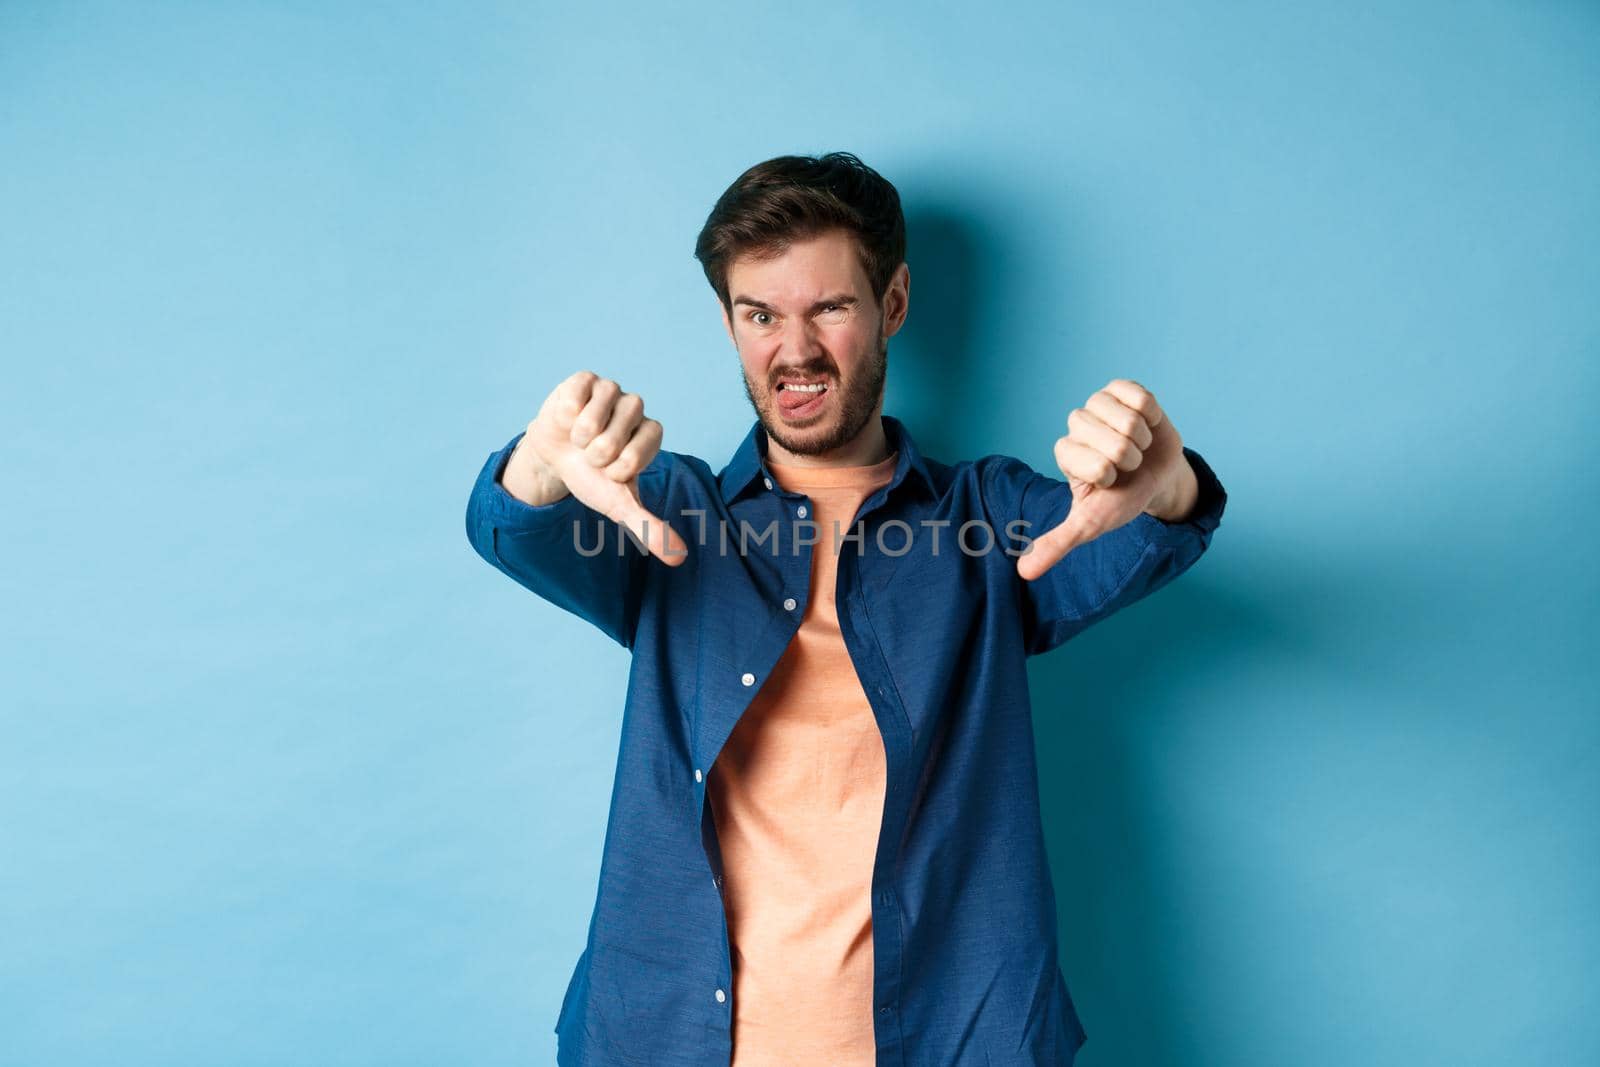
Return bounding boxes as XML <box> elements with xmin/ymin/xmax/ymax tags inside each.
<box><xmin>717</xmin><ymin>413</ymin><xmax>936</xmax><ymax>505</ymax></box>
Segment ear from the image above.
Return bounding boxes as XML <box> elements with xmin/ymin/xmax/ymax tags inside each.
<box><xmin>881</xmin><ymin>262</ymin><xmax>911</xmax><ymax>338</ymax></box>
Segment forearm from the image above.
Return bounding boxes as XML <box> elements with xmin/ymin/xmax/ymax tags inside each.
<box><xmin>987</xmin><ymin>447</ymin><xmax>1227</xmax><ymax>657</ymax></box>
<box><xmin>464</xmin><ymin>431</ymin><xmax>652</xmax><ymax>650</ymax></box>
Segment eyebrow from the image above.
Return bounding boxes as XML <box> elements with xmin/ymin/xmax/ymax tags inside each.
<box><xmin>732</xmin><ymin>294</ymin><xmax>859</xmax><ymax>314</ymax></box>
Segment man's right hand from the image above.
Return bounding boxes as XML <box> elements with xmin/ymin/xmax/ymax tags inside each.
<box><xmin>501</xmin><ymin>371</ymin><xmax>689</xmax><ymax>566</ymax></box>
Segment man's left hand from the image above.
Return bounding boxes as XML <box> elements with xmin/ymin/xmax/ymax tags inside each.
<box><xmin>1015</xmin><ymin>378</ymin><xmax>1199</xmax><ymax>582</ymax></box>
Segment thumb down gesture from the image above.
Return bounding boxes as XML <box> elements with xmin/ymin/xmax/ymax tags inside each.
<box><xmin>519</xmin><ymin>370</ymin><xmax>689</xmax><ymax>566</ymax></box>
<box><xmin>1015</xmin><ymin>378</ymin><xmax>1193</xmax><ymax>582</ymax></box>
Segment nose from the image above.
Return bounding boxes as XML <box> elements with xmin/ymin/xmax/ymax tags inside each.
<box><xmin>779</xmin><ymin>313</ymin><xmax>824</xmax><ymax>363</ymax></box>
<box><xmin>774</xmin><ymin>316</ymin><xmax>825</xmax><ymax>375</ymax></box>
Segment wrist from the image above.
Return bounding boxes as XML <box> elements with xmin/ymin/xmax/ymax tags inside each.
<box><xmin>1145</xmin><ymin>458</ymin><xmax>1199</xmax><ymax>524</ymax></box>
<box><xmin>502</xmin><ymin>439</ymin><xmax>570</xmax><ymax>507</ymax></box>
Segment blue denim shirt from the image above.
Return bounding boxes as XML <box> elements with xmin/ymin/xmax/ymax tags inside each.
<box><xmin>464</xmin><ymin>414</ymin><xmax>1227</xmax><ymax>1066</ymax></box>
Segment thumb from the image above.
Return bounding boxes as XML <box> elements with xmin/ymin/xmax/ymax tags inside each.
<box><xmin>1015</xmin><ymin>483</ymin><xmax>1100</xmax><ymax>582</ymax></box>
<box><xmin>1015</xmin><ymin>509</ymin><xmax>1095</xmax><ymax>582</ymax></box>
<box><xmin>597</xmin><ymin>480</ymin><xmax>690</xmax><ymax>567</ymax></box>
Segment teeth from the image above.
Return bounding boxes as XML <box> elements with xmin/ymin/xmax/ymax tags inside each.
<box><xmin>782</xmin><ymin>382</ymin><xmax>826</xmax><ymax>393</ymax></box>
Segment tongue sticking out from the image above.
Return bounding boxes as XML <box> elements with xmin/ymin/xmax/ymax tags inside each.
<box><xmin>777</xmin><ymin>383</ymin><xmax>828</xmax><ymax>414</ymax></box>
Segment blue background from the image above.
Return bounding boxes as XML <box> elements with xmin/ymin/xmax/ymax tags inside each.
<box><xmin>3</xmin><ymin>2</ymin><xmax>1595</xmax><ymax>1064</ymax></box>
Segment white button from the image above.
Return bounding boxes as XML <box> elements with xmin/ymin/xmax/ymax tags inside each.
<box><xmin>796</xmin><ymin>505</ymin><xmax>807</xmax><ymax>518</ymax></box>
<box><xmin>763</xmin><ymin>477</ymin><xmax>773</xmax><ymax>490</ymax></box>
<box><xmin>694</xmin><ymin>768</ymin><xmax>703</xmax><ymax>782</ymax></box>
<box><xmin>715</xmin><ymin>988</ymin><xmax>727</xmax><ymax>1003</ymax></box>
<box><xmin>783</xmin><ymin>597</ymin><xmax>797</xmax><ymax>611</ymax></box>
<box><xmin>741</xmin><ymin>672</ymin><xmax>755</xmax><ymax>686</ymax></box>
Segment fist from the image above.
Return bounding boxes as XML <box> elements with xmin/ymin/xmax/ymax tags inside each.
<box><xmin>516</xmin><ymin>370</ymin><xmax>688</xmax><ymax>566</ymax></box>
<box><xmin>1015</xmin><ymin>378</ymin><xmax>1188</xmax><ymax>582</ymax></box>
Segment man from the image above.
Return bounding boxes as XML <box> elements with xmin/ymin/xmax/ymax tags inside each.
<box><xmin>464</xmin><ymin>151</ymin><xmax>1227</xmax><ymax>1066</ymax></box>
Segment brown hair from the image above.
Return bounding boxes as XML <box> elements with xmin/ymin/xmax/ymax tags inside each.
<box><xmin>693</xmin><ymin>151</ymin><xmax>906</xmax><ymax>314</ymax></box>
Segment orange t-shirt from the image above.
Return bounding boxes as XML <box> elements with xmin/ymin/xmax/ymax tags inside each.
<box><xmin>706</xmin><ymin>448</ymin><xmax>900</xmax><ymax>1067</ymax></box>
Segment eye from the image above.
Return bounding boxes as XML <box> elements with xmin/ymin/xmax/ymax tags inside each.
<box><xmin>749</xmin><ymin>311</ymin><xmax>774</xmax><ymax>326</ymax></box>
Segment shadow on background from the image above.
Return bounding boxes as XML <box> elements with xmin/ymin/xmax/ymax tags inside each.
<box><xmin>889</xmin><ymin>202</ymin><xmax>991</xmax><ymax>465</ymax></box>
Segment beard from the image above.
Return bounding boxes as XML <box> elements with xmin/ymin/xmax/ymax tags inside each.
<box><xmin>740</xmin><ymin>332</ymin><xmax>888</xmax><ymax>458</ymax></box>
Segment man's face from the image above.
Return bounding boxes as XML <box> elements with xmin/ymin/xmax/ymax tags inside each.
<box><xmin>720</xmin><ymin>227</ymin><xmax>908</xmax><ymax>457</ymax></box>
